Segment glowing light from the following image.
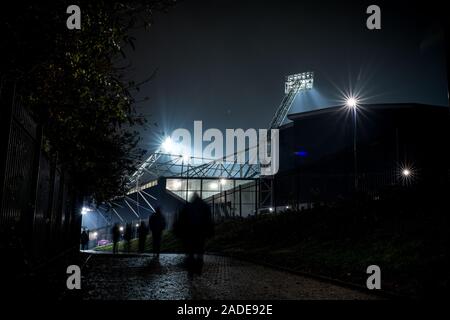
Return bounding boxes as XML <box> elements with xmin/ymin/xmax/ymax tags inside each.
<box><xmin>220</xmin><ymin>178</ymin><xmax>227</xmax><ymax>185</ymax></box>
<box><xmin>93</xmin><ymin>232</ymin><xmax>98</xmax><ymax>238</ymax></box>
<box><xmin>210</xmin><ymin>182</ymin><xmax>219</xmax><ymax>189</ymax></box>
<box><xmin>173</xmin><ymin>180</ymin><xmax>182</xmax><ymax>189</ymax></box>
<box><xmin>294</xmin><ymin>150</ymin><xmax>308</xmax><ymax>157</ymax></box>
<box><xmin>398</xmin><ymin>163</ymin><xmax>416</xmax><ymax>185</ymax></box>
<box><xmin>285</xmin><ymin>206</ymin><xmax>290</xmax><ymax>209</ymax></box>
<box><xmin>81</xmin><ymin>207</ymin><xmax>91</xmax><ymax>215</ymax></box>
<box><xmin>182</xmin><ymin>152</ymin><xmax>190</xmax><ymax>162</ymax></box>
<box><xmin>346</xmin><ymin>97</ymin><xmax>358</xmax><ymax>108</ymax></box>
<box><xmin>135</xmin><ymin>223</ymin><xmax>139</xmax><ymax>227</ymax></box>
<box><xmin>161</xmin><ymin>137</ymin><xmax>175</xmax><ymax>153</ymax></box>
<box><xmin>119</xmin><ymin>226</ymin><xmax>124</xmax><ymax>232</ymax></box>
<box><xmin>285</xmin><ymin>72</ymin><xmax>314</xmax><ymax>94</ymax></box>
<box><xmin>269</xmin><ymin>207</ymin><xmax>274</xmax><ymax>212</ymax></box>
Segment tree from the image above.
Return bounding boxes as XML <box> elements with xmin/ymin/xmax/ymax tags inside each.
<box><xmin>1</xmin><ymin>1</ymin><xmax>174</xmax><ymax>202</ymax></box>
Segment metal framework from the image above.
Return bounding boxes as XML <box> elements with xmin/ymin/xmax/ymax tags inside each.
<box><xmin>126</xmin><ymin>72</ymin><xmax>315</xmax><ymax>208</ymax></box>
<box><xmin>270</xmin><ymin>72</ymin><xmax>314</xmax><ymax>129</ymax></box>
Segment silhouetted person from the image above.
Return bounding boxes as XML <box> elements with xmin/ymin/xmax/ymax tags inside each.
<box><xmin>112</xmin><ymin>223</ymin><xmax>120</xmax><ymax>254</ymax></box>
<box><xmin>80</xmin><ymin>229</ymin><xmax>89</xmax><ymax>251</ymax></box>
<box><xmin>124</xmin><ymin>223</ymin><xmax>132</xmax><ymax>253</ymax></box>
<box><xmin>137</xmin><ymin>221</ymin><xmax>148</xmax><ymax>253</ymax></box>
<box><xmin>149</xmin><ymin>207</ymin><xmax>166</xmax><ymax>257</ymax></box>
<box><xmin>174</xmin><ymin>193</ymin><xmax>214</xmax><ymax>276</ymax></box>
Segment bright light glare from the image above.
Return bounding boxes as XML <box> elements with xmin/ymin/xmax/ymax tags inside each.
<box><xmin>398</xmin><ymin>164</ymin><xmax>415</xmax><ymax>185</ymax></box>
<box><xmin>119</xmin><ymin>226</ymin><xmax>124</xmax><ymax>232</ymax></box>
<box><xmin>174</xmin><ymin>180</ymin><xmax>182</xmax><ymax>189</ymax></box>
<box><xmin>220</xmin><ymin>178</ymin><xmax>226</xmax><ymax>185</ymax></box>
<box><xmin>346</xmin><ymin>97</ymin><xmax>358</xmax><ymax>108</ymax></box>
<box><xmin>135</xmin><ymin>223</ymin><xmax>139</xmax><ymax>227</ymax></box>
<box><xmin>93</xmin><ymin>232</ymin><xmax>98</xmax><ymax>238</ymax></box>
<box><xmin>182</xmin><ymin>153</ymin><xmax>190</xmax><ymax>162</ymax></box>
<box><xmin>81</xmin><ymin>207</ymin><xmax>91</xmax><ymax>215</ymax></box>
<box><xmin>161</xmin><ymin>137</ymin><xmax>174</xmax><ymax>153</ymax></box>
<box><xmin>269</xmin><ymin>207</ymin><xmax>274</xmax><ymax>212</ymax></box>
<box><xmin>210</xmin><ymin>182</ymin><xmax>219</xmax><ymax>189</ymax></box>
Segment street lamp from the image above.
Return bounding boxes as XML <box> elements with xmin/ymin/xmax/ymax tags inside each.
<box><xmin>402</xmin><ymin>169</ymin><xmax>411</xmax><ymax>177</ymax></box>
<box><xmin>346</xmin><ymin>97</ymin><xmax>359</xmax><ymax>190</ymax></box>
<box><xmin>399</xmin><ymin>166</ymin><xmax>415</xmax><ymax>185</ymax></box>
<box><xmin>182</xmin><ymin>152</ymin><xmax>190</xmax><ymax>163</ymax></box>
<box><xmin>346</xmin><ymin>97</ymin><xmax>358</xmax><ymax>109</ymax></box>
<box><xmin>81</xmin><ymin>207</ymin><xmax>91</xmax><ymax>215</ymax></box>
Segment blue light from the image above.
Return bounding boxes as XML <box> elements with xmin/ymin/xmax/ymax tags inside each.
<box><xmin>294</xmin><ymin>150</ymin><xmax>308</xmax><ymax>157</ymax></box>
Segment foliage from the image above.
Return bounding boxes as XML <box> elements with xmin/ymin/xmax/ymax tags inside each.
<box><xmin>1</xmin><ymin>1</ymin><xmax>175</xmax><ymax>201</ymax></box>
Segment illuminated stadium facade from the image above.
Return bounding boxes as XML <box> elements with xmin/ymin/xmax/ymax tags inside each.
<box><xmin>81</xmin><ymin>71</ymin><xmax>449</xmax><ymax>245</ymax></box>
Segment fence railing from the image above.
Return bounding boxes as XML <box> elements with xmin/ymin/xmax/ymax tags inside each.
<box><xmin>0</xmin><ymin>81</ymin><xmax>82</xmax><ymax>271</ymax></box>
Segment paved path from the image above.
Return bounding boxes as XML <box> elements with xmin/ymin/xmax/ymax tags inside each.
<box><xmin>82</xmin><ymin>253</ymin><xmax>379</xmax><ymax>300</ymax></box>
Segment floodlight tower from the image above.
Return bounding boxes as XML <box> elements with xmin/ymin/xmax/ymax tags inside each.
<box><xmin>269</xmin><ymin>72</ymin><xmax>314</xmax><ymax>129</ymax></box>
<box><xmin>260</xmin><ymin>72</ymin><xmax>314</xmax><ymax>212</ymax></box>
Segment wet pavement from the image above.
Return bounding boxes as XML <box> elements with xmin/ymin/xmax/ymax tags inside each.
<box><xmin>82</xmin><ymin>253</ymin><xmax>379</xmax><ymax>300</ymax></box>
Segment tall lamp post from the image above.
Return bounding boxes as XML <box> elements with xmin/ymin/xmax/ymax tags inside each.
<box><xmin>346</xmin><ymin>98</ymin><xmax>358</xmax><ymax>191</ymax></box>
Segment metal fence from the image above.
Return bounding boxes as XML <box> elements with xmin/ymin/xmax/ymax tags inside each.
<box><xmin>0</xmin><ymin>82</ymin><xmax>81</xmax><ymax>270</ymax></box>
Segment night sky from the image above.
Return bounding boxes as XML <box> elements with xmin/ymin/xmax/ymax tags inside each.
<box><xmin>123</xmin><ymin>0</ymin><xmax>448</xmax><ymax>152</ymax></box>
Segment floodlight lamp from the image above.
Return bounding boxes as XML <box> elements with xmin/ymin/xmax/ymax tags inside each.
<box><xmin>182</xmin><ymin>153</ymin><xmax>190</xmax><ymax>162</ymax></box>
<box><xmin>161</xmin><ymin>137</ymin><xmax>174</xmax><ymax>153</ymax></box>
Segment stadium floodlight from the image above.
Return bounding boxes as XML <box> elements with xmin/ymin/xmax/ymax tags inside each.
<box><xmin>161</xmin><ymin>137</ymin><xmax>174</xmax><ymax>153</ymax></box>
<box><xmin>182</xmin><ymin>152</ymin><xmax>190</xmax><ymax>162</ymax></box>
<box><xmin>284</xmin><ymin>72</ymin><xmax>314</xmax><ymax>94</ymax></box>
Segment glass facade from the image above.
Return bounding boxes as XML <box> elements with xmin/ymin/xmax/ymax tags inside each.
<box><xmin>165</xmin><ymin>178</ymin><xmax>258</xmax><ymax>219</ymax></box>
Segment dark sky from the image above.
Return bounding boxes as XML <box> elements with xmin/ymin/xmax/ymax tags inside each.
<box><xmin>124</xmin><ymin>0</ymin><xmax>448</xmax><ymax>152</ymax></box>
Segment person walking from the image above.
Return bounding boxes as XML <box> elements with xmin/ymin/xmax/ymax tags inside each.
<box><xmin>137</xmin><ymin>221</ymin><xmax>148</xmax><ymax>253</ymax></box>
<box><xmin>112</xmin><ymin>223</ymin><xmax>120</xmax><ymax>254</ymax></box>
<box><xmin>149</xmin><ymin>207</ymin><xmax>166</xmax><ymax>258</ymax></box>
<box><xmin>124</xmin><ymin>223</ymin><xmax>132</xmax><ymax>253</ymax></box>
<box><xmin>174</xmin><ymin>193</ymin><xmax>214</xmax><ymax>276</ymax></box>
<box><xmin>80</xmin><ymin>229</ymin><xmax>89</xmax><ymax>251</ymax></box>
